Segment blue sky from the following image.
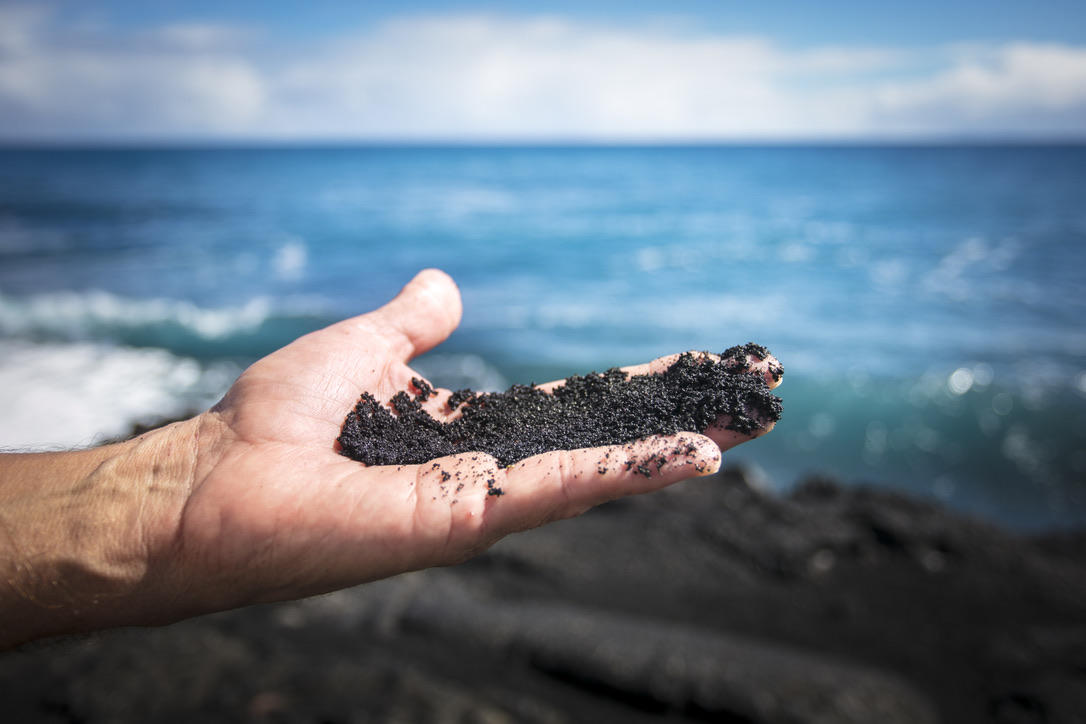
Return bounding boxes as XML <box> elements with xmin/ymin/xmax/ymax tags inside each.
<box><xmin>45</xmin><ymin>0</ymin><xmax>1086</xmax><ymax>46</ymax></box>
<box><xmin>2</xmin><ymin>1</ymin><xmax>1085</xmax><ymax>140</ymax></box>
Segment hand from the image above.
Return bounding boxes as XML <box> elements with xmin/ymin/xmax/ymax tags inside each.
<box><xmin>0</xmin><ymin>269</ymin><xmax>781</xmax><ymax>646</ymax></box>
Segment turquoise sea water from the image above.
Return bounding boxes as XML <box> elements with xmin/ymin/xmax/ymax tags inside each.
<box><xmin>1</xmin><ymin>145</ymin><xmax>1084</xmax><ymax>529</ymax></box>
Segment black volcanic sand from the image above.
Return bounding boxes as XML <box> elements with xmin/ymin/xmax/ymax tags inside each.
<box><xmin>338</xmin><ymin>343</ymin><xmax>783</xmax><ymax>468</ymax></box>
<box><xmin>5</xmin><ymin>468</ymin><xmax>1084</xmax><ymax>723</ymax></box>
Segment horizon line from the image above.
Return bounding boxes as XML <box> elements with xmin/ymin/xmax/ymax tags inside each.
<box><xmin>2</xmin><ymin>136</ymin><xmax>1086</xmax><ymax>150</ymax></box>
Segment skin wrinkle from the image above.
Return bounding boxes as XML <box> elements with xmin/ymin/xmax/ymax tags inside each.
<box><xmin>409</xmin><ymin>462</ymin><xmax>429</xmax><ymax>556</ymax></box>
<box><xmin>553</xmin><ymin>450</ymin><xmax>578</xmax><ymax>521</ymax></box>
<box><xmin>416</xmin><ymin>461</ymin><xmax>447</xmax><ymax>531</ymax></box>
<box><xmin>471</xmin><ymin>456</ymin><xmax>502</xmax><ymax>546</ymax></box>
<box><xmin>376</xmin><ymin>358</ymin><xmax>401</xmax><ymax>403</ymax></box>
<box><xmin>412</xmin><ymin>459</ymin><xmax>466</xmax><ymax>562</ymax></box>
<box><xmin>7</xmin><ymin>441</ymin><xmax>150</xmax><ymax>619</ymax></box>
<box><xmin>68</xmin><ymin>451</ymin><xmax>143</xmax><ymax>598</ymax></box>
<box><xmin>335</xmin><ymin>466</ymin><xmax>368</xmax><ymax>531</ymax></box>
<box><xmin>0</xmin><ymin>507</ymin><xmax>45</xmax><ymax>609</ymax></box>
<box><xmin>352</xmin><ymin>318</ymin><xmax>401</xmax><ymax>359</ymax></box>
<box><xmin>466</xmin><ymin>466</ymin><xmax>500</xmax><ymax>560</ymax></box>
<box><xmin>230</xmin><ymin>380</ymin><xmax>317</xmax><ymax>437</ymax></box>
<box><xmin>317</xmin><ymin>369</ymin><xmax>369</xmax><ymax>418</ymax></box>
<box><xmin>304</xmin><ymin>354</ymin><xmax>367</xmax><ymax>399</ymax></box>
<box><xmin>132</xmin><ymin>446</ymin><xmax>155</xmax><ymax>570</ymax></box>
<box><xmin>152</xmin><ymin>420</ymin><xmax>204</xmax><ymax>609</ymax></box>
<box><xmin>439</xmin><ymin>468</ymin><xmax>459</xmax><ymax>557</ymax></box>
<box><xmin>172</xmin><ymin>419</ymin><xmax>224</xmax><ymax>575</ymax></box>
<box><xmin>289</xmin><ymin>516</ymin><xmax>338</xmax><ymax>594</ymax></box>
<box><xmin>386</xmin><ymin>323</ymin><xmax>423</xmax><ymax>361</ymax></box>
<box><xmin>273</xmin><ymin>381</ymin><xmax>346</xmax><ymax>425</ymax></box>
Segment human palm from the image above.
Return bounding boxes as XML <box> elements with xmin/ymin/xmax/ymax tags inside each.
<box><xmin>167</xmin><ymin>270</ymin><xmax>780</xmax><ymax>612</ymax></box>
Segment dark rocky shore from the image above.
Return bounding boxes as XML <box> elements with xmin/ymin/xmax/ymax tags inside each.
<box><xmin>4</xmin><ymin>467</ymin><xmax>1085</xmax><ymax>723</ymax></box>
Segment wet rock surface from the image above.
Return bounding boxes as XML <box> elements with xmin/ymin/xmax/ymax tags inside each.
<box><xmin>4</xmin><ymin>467</ymin><xmax>1085</xmax><ymax>723</ymax></box>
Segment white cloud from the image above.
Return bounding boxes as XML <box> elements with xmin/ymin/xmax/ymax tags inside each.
<box><xmin>0</xmin><ymin>8</ymin><xmax>1084</xmax><ymax>140</ymax></box>
<box><xmin>0</xmin><ymin>6</ymin><xmax>265</xmax><ymax>135</ymax></box>
<box><xmin>150</xmin><ymin>23</ymin><xmax>256</xmax><ymax>51</ymax></box>
<box><xmin>873</xmin><ymin>43</ymin><xmax>1086</xmax><ymax>133</ymax></box>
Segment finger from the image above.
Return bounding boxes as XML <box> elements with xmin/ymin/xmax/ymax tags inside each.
<box><xmin>373</xmin><ymin>372</ymin><xmax>465</xmax><ymax>422</ymax></box>
<box><xmin>487</xmin><ymin>433</ymin><xmax>722</xmax><ymax>534</ymax></box>
<box><xmin>532</xmin><ymin>349</ymin><xmax>783</xmax><ymax>444</ymax></box>
<box><xmin>625</xmin><ymin>348</ymin><xmax>784</xmax><ymax>390</ymax></box>
<box><xmin>403</xmin><ymin>376</ymin><xmax>458</xmax><ymax>420</ymax></box>
<box><xmin>340</xmin><ymin>268</ymin><xmax>463</xmax><ymax>362</ymax></box>
<box><xmin>704</xmin><ymin>415</ymin><xmax>777</xmax><ymax>448</ymax></box>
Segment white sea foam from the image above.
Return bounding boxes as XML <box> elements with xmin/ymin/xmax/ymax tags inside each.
<box><xmin>0</xmin><ymin>288</ymin><xmax>275</xmax><ymax>341</ymax></box>
<box><xmin>0</xmin><ymin>340</ymin><xmax>509</xmax><ymax>450</ymax></box>
<box><xmin>273</xmin><ymin>238</ymin><xmax>308</xmax><ymax>280</ymax></box>
<box><xmin>0</xmin><ymin>339</ymin><xmax>237</xmax><ymax>450</ymax></box>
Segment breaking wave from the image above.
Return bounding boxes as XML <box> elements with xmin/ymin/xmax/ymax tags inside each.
<box><xmin>0</xmin><ymin>288</ymin><xmax>332</xmax><ymax>360</ymax></box>
<box><xmin>0</xmin><ymin>339</ymin><xmax>238</xmax><ymax>450</ymax></box>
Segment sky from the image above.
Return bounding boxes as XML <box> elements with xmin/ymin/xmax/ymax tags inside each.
<box><xmin>1</xmin><ymin>0</ymin><xmax>1085</xmax><ymax>142</ymax></box>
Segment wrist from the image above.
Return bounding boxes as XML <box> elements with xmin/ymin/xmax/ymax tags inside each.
<box><xmin>0</xmin><ymin>415</ymin><xmax>214</xmax><ymax>647</ymax></box>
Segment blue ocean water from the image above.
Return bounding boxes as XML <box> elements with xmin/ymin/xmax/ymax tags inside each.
<box><xmin>1</xmin><ymin>145</ymin><xmax>1084</xmax><ymax>529</ymax></box>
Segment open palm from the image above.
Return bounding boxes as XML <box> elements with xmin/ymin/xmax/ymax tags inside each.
<box><xmin>167</xmin><ymin>270</ymin><xmax>781</xmax><ymax>613</ymax></box>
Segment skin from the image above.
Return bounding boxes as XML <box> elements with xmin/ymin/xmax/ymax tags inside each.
<box><xmin>0</xmin><ymin>269</ymin><xmax>782</xmax><ymax>649</ymax></box>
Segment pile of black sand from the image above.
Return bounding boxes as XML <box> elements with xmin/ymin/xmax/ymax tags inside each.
<box><xmin>338</xmin><ymin>343</ymin><xmax>783</xmax><ymax>467</ymax></box>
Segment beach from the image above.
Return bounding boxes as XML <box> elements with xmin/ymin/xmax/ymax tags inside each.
<box><xmin>4</xmin><ymin>464</ymin><xmax>1083</xmax><ymax>722</ymax></box>
<box><xmin>3</xmin><ymin>0</ymin><xmax>1086</xmax><ymax>718</ymax></box>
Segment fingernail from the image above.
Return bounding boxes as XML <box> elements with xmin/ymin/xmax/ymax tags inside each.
<box><xmin>701</xmin><ymin>448</ymin><xmax>722</xmax><ymax>476</ymax></box>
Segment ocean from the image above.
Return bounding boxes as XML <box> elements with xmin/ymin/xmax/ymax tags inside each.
<box><xmin>1</xmin><ymin>145</ymin><xmax>1083</xmax><ymax>529</ymax></box>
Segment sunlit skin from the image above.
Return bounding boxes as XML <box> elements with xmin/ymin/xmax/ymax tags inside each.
<box><xmin>0</xmin><ymin>269</ymin><xmax>781</xmax><ymax>648</ymax></box>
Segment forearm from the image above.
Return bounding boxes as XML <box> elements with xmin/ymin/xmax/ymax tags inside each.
<box><xmin>0</xmin><ymin>420</ymin><xmax>201</xmax><ymax>648</ymax></box>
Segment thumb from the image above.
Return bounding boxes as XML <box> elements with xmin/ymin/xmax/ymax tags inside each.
<box><xmin>364</xmin><ymin>268</ymin><xmax>463</xmax><ymax>361</ymax></box>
